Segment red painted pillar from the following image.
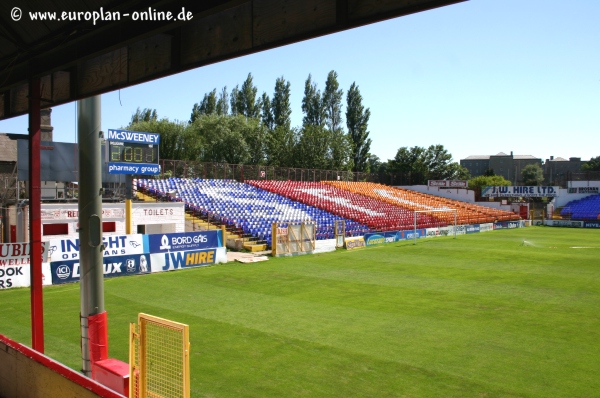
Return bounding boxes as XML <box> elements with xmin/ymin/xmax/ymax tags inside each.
<box><xmin>29</xmin><ymin>78</ymin><xmax>44</xmax><ymax>352</ymax></box>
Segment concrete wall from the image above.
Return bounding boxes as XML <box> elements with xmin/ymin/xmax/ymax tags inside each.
<box><xmin>0</xmin><ymin>334</ymin><xmax>123</xmax><ymax>398</ymax></box>
<box><xmin>7</xmin><ymin>202</ymin><xmax>185</xmax><ymax>242</ymax></box>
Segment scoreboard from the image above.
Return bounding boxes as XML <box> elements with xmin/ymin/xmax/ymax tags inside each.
<box><xmin>108</xmin><ymin>141</ymin><xmax>158</xmax><ymax>164</ymax></box>
<box><xmin>106</xmin><ymin>129</ymin><xmax>160</xmax><ymax>175</ymax></box>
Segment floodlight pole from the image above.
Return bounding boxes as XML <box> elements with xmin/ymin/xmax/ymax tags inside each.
<box><xmin>78</xmin><ymin>95</ymin><xmax>107</xmax><ymax>377</ymax></box>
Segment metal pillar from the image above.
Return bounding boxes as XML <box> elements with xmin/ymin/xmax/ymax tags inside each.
<box><xmin>125</xmin><ymin>175</ymin><xmax>133</xmax><ymax>234</ymax></box>
<box><xmin>28</xmin><ymin>78</ymin><xmax>44</xmax><ymax>352</ymax></box>
<box><xmin>77</xmin><ymin>96</ymin><xmax>106</xmax><ymax>376</ymax></box>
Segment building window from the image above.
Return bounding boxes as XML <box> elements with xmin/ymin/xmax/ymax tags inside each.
<box><xmin>43</xmin><ymin>223</ymin><xmax>68</xmax><ymax>236</ymax></box>
<box><xmin>103</xmin><ymin>222</ymin><xmax>116</xmax><ymax>232</ymax></box>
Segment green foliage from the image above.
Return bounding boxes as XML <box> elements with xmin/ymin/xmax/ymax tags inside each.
<box><xmin>388</xmin><ymin>145</ymin><xmax>465</xmax><ymax>184</ymax></box>
<box><xmin>265</xmin><ymin>125</ymin><xmax>298</xmax><ymax>167</ymax></box>
<box><xmin>582</xmin><ymin>156</ymin><xmax>600</xmax><ymax>171</ymax></box>
<box><xmin>3</xmin><ymin>228</ymin><xmax>600</xmax><ymax>397</ymax></box>
<box><xmin>346</xmin><ymin>82</ymin><xmax>372</xmax><ymax>172</ymax></box>
<box><xmin>236</xmin><ymin>73</ymin><xmax>260</xmax><ymax>118</ymax></box>
<box><xmin>272</xmin><ymin>76</ymin><xmax>292</xmax><ymax>130</ymax></box>
<box><xmin>296</xmin><ymin>124</ymin><xmax>330</xmax><ymax>169</ymax></box>
<box><xmin>322</xmin><ymin>70</ymin><xmax>344</xmax><ymax>134</ymax></box>
<box><xmin>190</xmin><ymin>89</ymin><xmax>218</xmax><ymax>123</ymax></box>
<box><xmin>328</xmin><ymin>128</ymin><xmax>353</xmax><ymax>171</ymax></box>
<box><xmin>229</xmin><ymin>85</ymin><xmax>239</xmax><ymax>116</ymax></box>
<box><xmin>260</xmin><ymin>92</ymin><xmax>274</xmax><ymax>130</ymax></box>
<box><xmin>128</xmin><ymin>118</ymin><xmax>188</xmax><ymax>160</ymax></box>
<box><xmin>468</xmin><ymin>174</ymin><xmax>511</xmax><ymax>196</ymax></box>
<box><xmin>301</xmin><ymin>74</ymin><xmax>325</xmax><ymax>127</ymax></box>
<box><xmin>130</xmin><ymin>107</ymin><xmax>157</xmax><ymax>124</ymax></box>
<box><xmin>216</xmin><ymin>86</ymin><xmax>229</xmax><ymax>116</ymax></box>
<box><xmin>521</xmin><ymin>163</ymin><xmax>544</xmax><ymax>185</ymax></box>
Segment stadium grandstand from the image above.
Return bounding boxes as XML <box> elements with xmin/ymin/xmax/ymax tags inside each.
<box><xmin>325</xmin><ymin>181</ymin><xmax>519</xmax><ymax>224</ymax></box>
<box><xmin>136</xmin><ymin>178</ymin><xmax>370</xmax><ymax>246</ymax></box>
<box><xmin>560</xmin><ymin>194</ymin><xmax>600</xmax><ymax>221</ymax></box>
<box><xmin>247</xmin><ymin>180</ymin><xmax>444</xmax><ymax>231</ymax></box>
<box><xmin>137</xmin><ymin>178</ymin><xmax>521</xmax><ymax>248</ymax></box>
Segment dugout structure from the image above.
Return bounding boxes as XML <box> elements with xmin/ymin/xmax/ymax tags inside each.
<box><xmin>130</xmin><ymin>313</ymin><xmax>190</xmax><ymax>398</ymax></box>
<box><xmin>272</xmin><ymin>221</ymin><xmax>316</xmax><ymax>256</ymax></box>
<box><xmin>413</xmin><ymin>209</ymin><xmax>457</xmax><ymax>245</ymax></box>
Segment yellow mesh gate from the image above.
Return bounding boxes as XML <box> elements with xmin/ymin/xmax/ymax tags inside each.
<box><xmin>130</xmin><ymin>313</ymin><xmax>190</xmax><ymax>398</ymax></box>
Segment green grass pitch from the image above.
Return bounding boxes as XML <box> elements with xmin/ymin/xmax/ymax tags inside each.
<box><xmin>1</xmin><ymin>226</ymin><xmax>600</xmax><ymax>397</ymax></box>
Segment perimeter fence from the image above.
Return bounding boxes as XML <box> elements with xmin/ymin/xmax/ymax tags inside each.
<box><xmin>158</xmin><ymin>160</ymin><xmax>381</xmax><ymax>183</ymax></box>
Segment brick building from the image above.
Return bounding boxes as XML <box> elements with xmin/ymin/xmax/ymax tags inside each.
<box><xmin>460</xmin><ymin>152</ymin><xmax>542</xmax><ymax>184</ymax></box>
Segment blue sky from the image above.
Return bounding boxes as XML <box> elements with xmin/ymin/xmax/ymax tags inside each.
<box><xmin>1</xmin><ymin>0</ymin><xmax>598</xmax><ymax>164</ymax></box>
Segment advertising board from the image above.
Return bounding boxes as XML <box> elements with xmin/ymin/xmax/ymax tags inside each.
<box><xmin>545</xmin><ymin>220</ymin><xmax>584</xmax><ymax>228</ymax></box>
<box><xmin>345</xmin><ymin>237</ymin><xmax>366</xmax><ymax>250</ymax></box>
<box><xmin>568</xmin><ymin>187</ymin><xmax>599</xmax><ymax>194</ymax></box>
<box><xmin>466</xmin><ymin>224</ymin><xmax>481</xmax><ymax>234</ymax></box>
<box><xmin>0</xmin><ymin>242</ymin><xmax>51</xmax><ymax>290</ymax></box>
<box><xmin>47</xmin><ymin>234</ymin><xmax>145</xmax><ymax>262</ymax></box>
<box><xmin>482</xmin><ymin>186</ymin><xmax>559</xmax><ymax>198</ymax></box>
<box><xmin>493</xmin><ymin>221</ymin><xmax>522</xmax><ymax>230</ymax></box>
<box><xmin>364</xmin><ymin>232</ymin><xmax>403</xmax><ymax>246</ymax></box>
<box><xmin>50</xmin><ymin>253</ymin><xmax>151</xmax><ymax>285</ymax></box>
<box><xmin>428</xmin><ymin>180</ymin><xmax>468</xmax><ymax>188</ymax></box>
<box><xmin>146</xmin><ymin>231</ymin><xmax>221</xmax><ymax>253</ymax></box>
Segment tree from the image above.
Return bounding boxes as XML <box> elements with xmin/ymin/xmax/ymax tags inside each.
<box><xmin>389</xmin><ymin>146</ymin><xmax>428</xmax><ymax>184</ymax></box>
<box><xmin>468</xmin><ymin>175</ymin><xmax>511</xmax><ymax>201</ymax></box>
<box><xmin>216</xmin><ymin>86</ymin><xmax>229</xmax><ymax>116</ymax></box>
<box><xmin>230</xmin><ymin>85</ymin><xmax>239</xmax><ymax>116</ymax></box>
<box><xmin>236</xmin><ymin>73</ymin><xmax>259</xmax><ymax>118</ymax></box>
<box><xmin>190</xmin><ymin>89</ymin><xmax>218</xmax><ymax>123</ymax></box>
<box><xmin>322</xmin><ymin>70</ymin><xmax>344</xmax><ymax>134</ymax></box>
<box><xmin>296</xmin><ymin>125</ymin><xmax>330</xmax><ymax>169</ymax></box>
<box><xmin>272</xmin><ymin>76</ymin><xmax>292</xmax><ymax>130</ymax></box>
<box><xmin>367</xmin><ymin>154</ymin><xmax>382</xmax><ymax>174</ymax></box>
<box><xmin>191</xmin><ymin>114</ymin><xmax>250</xmax><ymax>164</ymax></box>
<box><xmin>128</xmin><ymin>118</ymin><xmax>190</xmax><ymax>161</ymax></box>
<box><xmin>521</xmin><ymin>163</ymin><xmax>544</xmax><ymax>186</ymax></box>
<box><xmin>130</xmin><ymin>107</ymin><xmax>157</xmax><ymax>124</ymax></box>
<box><xmin>265</xmin><ymin>126</ymin><xmax>298</xmax><ymax>167</ymax></box>
<box><xmin>444</xmin><ymin>162</ymin><xmax>471</xmax><ymax>180</ymax></box>
<box><xmin>328</xmin><ymin>129</ymin><xmax>353</xmax><ymax>171</ymax></box>
<box><xmin>346</xmin><ymin>82</ymin><xmax>371</xmax><ymax>172</ymax></box>
<box><xmin>582</xmin><ymin>156</ymin><xmax>600</xmax><ymax>171</ymax></box>
<box><xmin>260</xmin><ymin>92</ymin><xmax>274</xmax><ymax>130</ymax></box>
<box><xmin>229</xmin><ymin>115</ymin><xmax>266</xmax><ymax>165</ymax></box>
<box><xmin>301</xmin><ymin>74</ymin><xmax>325</xmax><ymax>127</ymax></box>
<box><xmin>387</xmin><ymin>144</ymin><xmax>466</xmax><ymax>184</ymax></box>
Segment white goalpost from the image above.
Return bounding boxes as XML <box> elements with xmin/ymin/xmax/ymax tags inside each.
<box><xmin>413</xmin><ymin>209</ymin><xmax>457</xmax><ymax>245</ymax></box>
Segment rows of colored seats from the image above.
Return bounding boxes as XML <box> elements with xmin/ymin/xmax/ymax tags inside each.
<box><xmin>325</xmin><ymin>181</ymin><xmax>520</xmax><ymax>224</ymax></box>
<box><xmin>136</xmin><ymin>178</ymin><xmax>370</xmax><ymax>245</ymax></box>
<box><xmin>560</xmin><ymin>194</ymin><xmax>600</xmax><ymax>221</ymax></box>
<box><xmin>246</xmin><ymin>180</ymin><xmax>443</xmax><ymax>231</ymax></box>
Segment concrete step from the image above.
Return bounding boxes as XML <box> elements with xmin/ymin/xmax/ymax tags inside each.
<box><xmin>136</xmin><ymin>191</ymin><xmax>156</xmax><ymax>202</ymax></box>
<box><xmin>243</xmin><ymin>243</ymin><xmax>268</xmax><ymax>252</ymax></box>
